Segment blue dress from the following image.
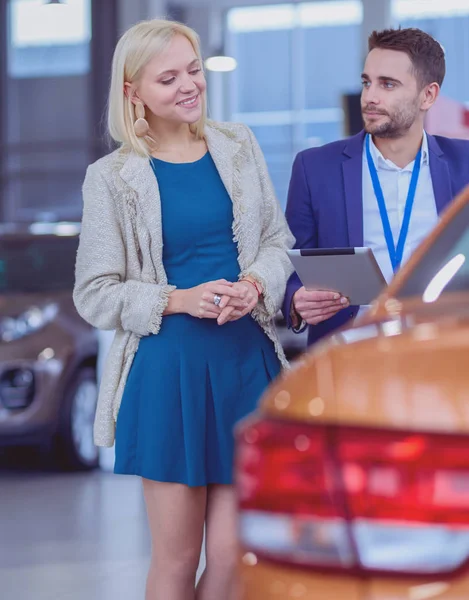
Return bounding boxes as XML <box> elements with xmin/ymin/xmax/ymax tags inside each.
<box><xmin>114</xmin><ymin>152</ymin><xmax>281</xmax><ymax>486</ymax></box>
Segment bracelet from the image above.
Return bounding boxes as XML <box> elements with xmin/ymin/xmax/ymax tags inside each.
<box><xmin>239</xmin><ymin>278</ymin><xmax>263</xmax><ymax>297</ymax></box>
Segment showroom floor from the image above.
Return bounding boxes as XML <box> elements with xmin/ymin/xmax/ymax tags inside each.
<box><xmin>1</xmin><ymin>452</ymin><xmax>205</xmax><ymax>600</ymax></box>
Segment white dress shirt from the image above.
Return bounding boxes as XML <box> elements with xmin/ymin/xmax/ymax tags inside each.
<box><xmin>357</xmin><ymin>132</ymin><xmax>438</xmax><ymax>316</ymax></box>
<box><xmin>363</xmin><ymin>131</ymin><xmax>438</xmax><ymax>282</ymax></box>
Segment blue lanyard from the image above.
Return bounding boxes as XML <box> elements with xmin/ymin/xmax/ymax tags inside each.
<box><xmin>365</xmin><ymin>133</ymin><xmax>422</xmax><ymax>273</ymax></box>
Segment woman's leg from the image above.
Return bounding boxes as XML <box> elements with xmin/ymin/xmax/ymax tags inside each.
<box><xmin>143</xmin><ymin>479</ymin><xmax>207</xmax><ymax>600</ymax></box>
<box><xmin>195</xmin><ymin>484</ymin><xmax>239</xmax><ymax>600</ymax></box>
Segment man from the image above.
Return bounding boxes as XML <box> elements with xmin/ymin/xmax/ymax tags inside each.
<box><xmin>283</xmin><ymin>27</ymin><xmax>469</xmax><ymax>346</ymax></box>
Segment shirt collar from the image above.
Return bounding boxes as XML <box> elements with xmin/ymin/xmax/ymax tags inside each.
<box><xmin>368</xmin><ymin>131</ymin><xmax>429</xmax><ymax>171</ymax></box>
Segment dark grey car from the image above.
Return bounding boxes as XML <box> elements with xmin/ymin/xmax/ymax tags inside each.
<box><xmin>0</xmin><ymin>223</ymin><xmax>99</xmax><ymax>470</ymax></box>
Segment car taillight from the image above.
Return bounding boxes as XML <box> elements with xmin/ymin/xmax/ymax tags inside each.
<box><xmin>235</xmin><ymin>417</ymin><xmax>469</xmax><ymax>577</ymax></box>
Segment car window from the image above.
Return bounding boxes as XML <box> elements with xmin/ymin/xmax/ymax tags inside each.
<box><xmin>397</xmin><ymin>202</ymin><xmax>469</xmax><ymax>301</ymax></box>
<box><xmin>0</xmin><ymin>236</ymin><xmax>78</xmax><ymax>294</ymax></box>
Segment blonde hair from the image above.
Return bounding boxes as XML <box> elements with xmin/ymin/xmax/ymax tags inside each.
<box><xmin>107</xmin><ymin>19</ymin><xmax>207</xmax><ymax>156</ymax></box>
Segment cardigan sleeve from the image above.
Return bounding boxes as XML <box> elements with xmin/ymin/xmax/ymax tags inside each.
<box><xmin>73</xmin><ymin>163</ymin><xmax>175</xmax><ymax>336</ymax></box>
<box><xmin>240</xmin><ymin>126</ymin><xmax>295</xmax><ymax>321</ymax></box>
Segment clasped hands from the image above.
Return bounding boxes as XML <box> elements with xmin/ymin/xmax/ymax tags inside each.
<box><xmin>184</xmin><ymin>279</ymin><xmax>259</xmax><ymax>325</ymax></box>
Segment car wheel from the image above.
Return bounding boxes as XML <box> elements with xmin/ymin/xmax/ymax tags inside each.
<box><xmin>56</xmin><ymin>367</ymin><xmax>99</xmax><ymax>471</ymax></box>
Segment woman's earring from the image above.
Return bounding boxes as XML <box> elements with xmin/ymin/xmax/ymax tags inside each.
<box><xmin>134</xmin><ymin>102</ymin><xmax>149</xmax><ymax>137</ymax></box>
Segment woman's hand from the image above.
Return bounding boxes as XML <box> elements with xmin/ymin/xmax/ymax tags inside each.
<box><xmin>217</xmin><ymin>280</ymin><xmax>260</xmax><ymax>325</ymax></box>
<box><xmin>166</xmin><ymin>279</ymin><xmax>248</xmax><ymax>319</ymax></box>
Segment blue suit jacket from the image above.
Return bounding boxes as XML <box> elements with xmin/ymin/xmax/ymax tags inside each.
<box><xmin>283</xmin><ymin>130</ymin><xmax>469</xmax><ymax>346</ymax></box>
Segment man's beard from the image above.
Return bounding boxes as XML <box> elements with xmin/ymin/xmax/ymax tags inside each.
<box><xmin>362</xmin><ymin>100</ymin><xmax>419</xmax><ymax>139</ymax></box>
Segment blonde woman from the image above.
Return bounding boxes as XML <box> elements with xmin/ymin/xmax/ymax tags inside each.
<box><xmin>74</xmin><ymin>18</ymin><xmax>294</xmax><ymax>600</ymax></box>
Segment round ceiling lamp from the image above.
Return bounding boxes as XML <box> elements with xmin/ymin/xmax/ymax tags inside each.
<box><xmin>205</xmin><ymin>56</ymin><xmax>237</xmax><ymax>73</ymax></box>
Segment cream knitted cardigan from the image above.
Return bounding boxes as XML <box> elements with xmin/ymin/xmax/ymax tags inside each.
<box><xmin>73</xmin><ymin>121</ymin><xmax>295</xmax><ymax>447</ymax></box>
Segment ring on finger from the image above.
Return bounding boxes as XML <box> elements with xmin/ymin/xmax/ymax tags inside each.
<box><xmin>213</xmin><ymin>294</ymin><xmax>222</xmax><ymax>306</ymax></box>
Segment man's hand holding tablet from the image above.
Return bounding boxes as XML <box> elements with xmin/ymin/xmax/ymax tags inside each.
<box><xmin>291</xmin><ymin>287</ymin><xmax>349</xmax><ymax>327</ymax></box>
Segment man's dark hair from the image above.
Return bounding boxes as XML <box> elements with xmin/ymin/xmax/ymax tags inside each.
<box><xmin>368</xmin><ymin>28</ymin><xmax>445</xmax><ymax>89</ymax></box>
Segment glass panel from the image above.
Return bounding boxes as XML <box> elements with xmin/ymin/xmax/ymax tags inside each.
<box><xmin>397</xmin><ymin>203</ymin><xmax>469</xmax><ymax>299</ymax></box>
<box><xmin>303</xmin><ymin>23</ymin><xmax>362</xmax><ymax>110</ymax></box>
<box><xmin>301</xmin><ymin>1</ymin><xmax>362</xmax><ymax>110</ymax></box>
<box><xmin>227</xmin><ymin>4</ymin><xmax>295</xmax><ymax>33</ymax></box>
<box><xmin>0</xmin><ymin>236</ymin><xmax>78</xmax><ymax>293</ymax></box>
<box><xmin>394</xmin><ymin>0</ymin><xmax>469</xmax><ymax>20</ymax></box>
<box><xmin>305</xmin><ymin>120</ymin><xmax>344</xmax><ymax>147</ymax></box>
<box><xmin>250</xmin><ymin>125</ymin><xmax>295</xmax><ymax>209</ymax></box>
<box><xmin>228</xmin><ymin>28</ymin><xmax>292</xmax><ymax>113</ymax></box>
<box><xmin>226</xmin><ymin>1</ymin><xmax>363</xmax><ymax>203</ymax></box>
<box><xmin>5</xmin><ymin>0</ymin><xmax>93</xmax><ymax>222</ymax></box>
<box><xmin>393</xmin><ymin>0</ymin><xmax>469</xmax><ymax>104</ymax></box>
<box><xmin>8</xmin><ymin>0</ymin><xmax>91</xmax><ymax>78</ymax></box>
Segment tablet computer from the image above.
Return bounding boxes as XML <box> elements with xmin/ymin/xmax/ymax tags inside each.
<box><xmin>287</xmin><ymin>247</ymin><xmax>386</xmax><ymax>306</ymax></box>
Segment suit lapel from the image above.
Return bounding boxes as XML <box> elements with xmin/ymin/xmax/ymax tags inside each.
<box><xmin>427</xmin><ymin>134</ymin><xmax>453</xmax><ymax>215</ymax></box>
<box><xmin>342</xmin><ymin>132</ymin><xmax>365</xmax><ymax>247</ymax></box>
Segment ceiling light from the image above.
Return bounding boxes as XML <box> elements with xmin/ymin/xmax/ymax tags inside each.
<box><xmin>205</xmin><ymin>56</ymin><xmax>237</xmax><ymax>73</ymax></box>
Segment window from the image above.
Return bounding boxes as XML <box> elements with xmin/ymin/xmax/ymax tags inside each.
<box><xmin>393</xmin><ymin>0</ymin><xmax>469</xmax><ymax>106</ymax></box>
<box><xmin>4</xmin><ymin>0</ymin><xmax>95</xmax><ymax>223</ymax></box>
<box><xmin>227</xmin><ymin>1</ymin><xmax>363</xmax><ymax>206</ymax></box>
<box><xmin>397</xmin><ymin>201</ymin><xmax>469</xmax><ymax>300</ymax></box>
<box><xmin>0</xmin><ymin>235</ymin><xmax>79</xmax><ymax>293</ymax></box>
<box><xmin>8</xmin><ymin>0</ymin><xmax>91</xmax><ymax>78</ymax></box>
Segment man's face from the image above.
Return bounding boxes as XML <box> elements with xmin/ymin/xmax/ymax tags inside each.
<box><xmin>361</xmin><ymin>48</ymin><xmax>423</xmax><ymax>138</ymax></box>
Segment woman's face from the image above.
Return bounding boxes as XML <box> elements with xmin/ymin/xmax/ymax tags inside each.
<box><xmin>133</xmin><ymin>34</ymin><xmax>206</xmax><ymax>127</ymax></box>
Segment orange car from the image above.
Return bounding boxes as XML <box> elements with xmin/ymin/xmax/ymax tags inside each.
<box><xmin>235</xmin><ymin>185</ymin><xmax>469</xmax><ymax>600</ymax></box>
